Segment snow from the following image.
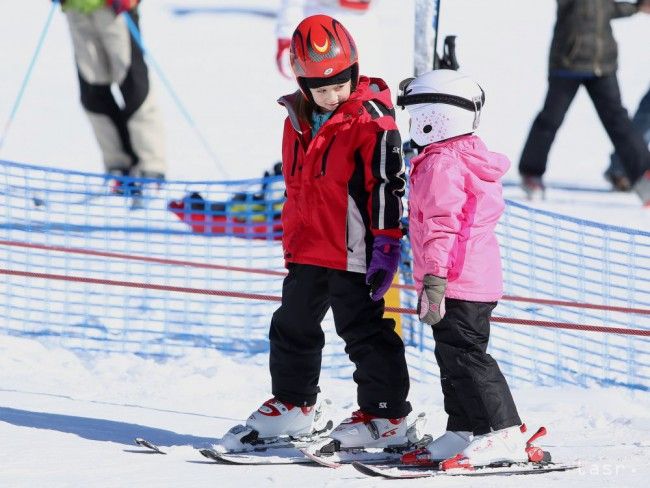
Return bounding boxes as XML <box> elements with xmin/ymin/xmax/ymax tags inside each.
<box><xmin>2</xmin><ymin>334</ymin><xmax>650</xmax><ymax>487</ymax></box>
<box><xmin>1</xmin><ymin>1</ymin><xmax>649</xmax><ymax>487</ymax></box>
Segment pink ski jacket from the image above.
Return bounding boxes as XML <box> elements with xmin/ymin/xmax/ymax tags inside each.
<box><xmin>408</xmin><ymin>135</ymin><xmax>509</xmax><ymax>302</ymax></box>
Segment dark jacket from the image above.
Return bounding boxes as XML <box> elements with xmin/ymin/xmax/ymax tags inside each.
<box><xmin>549</xmin><ymin>0</ymin><xmax>639</xmax><ymax>76</ymax></box>
<box><xmin>277</xmin><ymin>76</ymin><xmax>405</xmax><ymax>273</ymax></box>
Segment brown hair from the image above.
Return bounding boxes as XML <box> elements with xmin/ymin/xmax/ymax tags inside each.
<box><xmin>295</xmin><ymin>92</ymin><xmax>316</xmax><ymax>126</ymax></box>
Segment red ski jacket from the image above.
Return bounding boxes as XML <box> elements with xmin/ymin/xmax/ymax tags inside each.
<box><xmin>277</xmin><ymin>76</ymin><xmax>405</xmax><ymax>272</ymax></box>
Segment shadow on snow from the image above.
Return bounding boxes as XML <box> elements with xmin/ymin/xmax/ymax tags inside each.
<box><xmin>0</xmin><ymin>406</ymin><xmax>217</xmax><ymax>448</ymax></box>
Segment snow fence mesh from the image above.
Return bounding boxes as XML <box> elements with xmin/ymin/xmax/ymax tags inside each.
<box><xmin>0</xmin><ymin>159</ymin><xmax>648</xmax><ymax>390</ymax></box>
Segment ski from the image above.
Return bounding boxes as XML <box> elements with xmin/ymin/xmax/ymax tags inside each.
<box><xmin>198</xmin><ymin>447</ymin><xmax>414</xmax><ymax>466</ymax></box>
<box><xmin>351</xmin><ymin>458</ymin><xmax>579</xmax><ymax>479</ymax></box>
<box><xmin>129</xmin><ymin>429</ymin><xmax>332</xmax><ymax>464</ymax></box>
<box><xmin>197</xmin><ymin>413</ymin><xmax>428</xmax><ymax>466</ymax></box>
<box><xmin>199</xmin><ymin>447</ymin><xmax>316</xmax><ymax>465</ymax></box>
<box><xmin>134</xmin><ymin>437</ymin><xmax>166</xmax><ymax>454</ymax></box>
<box><xmin>300</xmin><ymin>445</ymin><xmax>421</xmax><ymax>468</ymax></box>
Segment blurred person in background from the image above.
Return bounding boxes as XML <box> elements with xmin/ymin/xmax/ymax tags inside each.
<box><xmin>518</xmin><ymin>0</ymin><xmax>650</xmax><ymax>205</ymax></box>
<box><xmin>55</xmin><ymin>0</ymin><xmax>166</xmax><ymax>191</ymax></box>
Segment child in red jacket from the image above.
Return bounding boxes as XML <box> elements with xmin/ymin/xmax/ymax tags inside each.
<box><xmin>232</xmin><ymin>15</ymin><xmax>411</xmax><ymax>451</ymax></box>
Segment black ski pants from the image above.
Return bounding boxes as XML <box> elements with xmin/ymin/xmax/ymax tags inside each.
<box><xmin>269</xmin><ymin>263</ymin><xmax>411</xmax><ymax>419</ymax></box>
<box><xmin>432</xmin><ymin>298</ymin><xmax>520</xmax><ymax>435</ymax></box>
<box><xmin>608</xmin><ymin>86</ymin><xmax>650</xmax><ymax>177</ymax></box>
<box><xmin>519</xmin><ymin>73</ymin><xmax>650</xmax><ymax>183</ymax></box>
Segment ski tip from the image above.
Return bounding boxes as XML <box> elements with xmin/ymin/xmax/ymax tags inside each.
<box><xmin>299</xmin><ymin>447</ymin><xmax>342</xmax><ymax>468</ymax></box>
<box><xmin>351</xmin><ymin>461</ymin><xmax>380</xmax><ymax>477</ymax></box>
<box><xmin>199</xmin><ymin>448</ymin><xmax>220</xmax><ymax>461</ymax></box>
<box><xmin>134</xmin><ymin>437</ymin><xmax>166</xmax><ymax>454</ymax></box>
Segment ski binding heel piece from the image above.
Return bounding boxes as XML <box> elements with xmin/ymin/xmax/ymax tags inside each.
<box><xmin>525</xmin><ymin>426</ymin><xmax>548</xmax><ymax>463</ymax></box>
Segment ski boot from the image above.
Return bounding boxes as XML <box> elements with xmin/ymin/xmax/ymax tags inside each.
<box><xmin>401</xmin><ymin>430</ymin><xmax>473</xmax><ymax>466</ymax></box>
<box><xmin>521</xmin><ymin>175</ymin><xmax>545</xmax><ymax>201</ymax></box>
<box><xmin>633</xmin><ymin>170</ymin><xmax>650</xmax><ymax>207</ymax></box>
<box><xmin>329</xmin><ymin>410</ymin><xmax>408</xmax><ymax>449</ymax></box>
<box><xmin>604</xmin><ymin>168</ymin><xmax>632</xmax><ymax>192</ymax></box>
<box><xmin>220</xmin><ymin>398</ymin><xmax>333</xmax><ymax>451</ymax></box>
<box><xmin>304</xmin><ymin>411</ymin><xmax>428</xmax><ymax>466</ymax></box>
<box><xmin>440</xmin><ymin>424</ymin><xmax>549</xmax><ymax>471</ymax></box>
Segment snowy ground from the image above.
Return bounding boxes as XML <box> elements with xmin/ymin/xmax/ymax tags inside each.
<box><xmin>1</xmin><ymin>1</ymin><xmax>650</xmax><ymax>487</ymax></box>
<box><xmin>2</xmin><ymin>335</ymin><xmax>649</xmax><ymax>488</ymax></box>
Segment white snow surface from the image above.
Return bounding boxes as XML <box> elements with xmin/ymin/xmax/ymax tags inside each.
<box><xmin>1</xmin><ymin>1</ymin><xmax>650</xmax><ymax>487</ymax></box>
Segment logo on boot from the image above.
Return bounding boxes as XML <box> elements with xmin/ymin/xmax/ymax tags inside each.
<box><xmin>381</xmin><ymin>428</ymin><xmax>398</xmax><ymax>437</ymax></box>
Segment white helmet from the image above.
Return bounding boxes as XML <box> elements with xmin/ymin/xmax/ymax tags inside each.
<box><xmin>397</xmin><ymin>69</ymin><xmax>485</xmax><ymax>146</ymax></box>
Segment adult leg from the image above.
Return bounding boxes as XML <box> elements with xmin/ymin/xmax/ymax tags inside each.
<box><xmin>586</xmin><ymin>74</ymin><xmax>650</xmax><ymax>183</ymax></box>
<box><xmin>432</xmin><ymin>299</ymin><xmax>520</xmax><ymax>435</ymax></box>
<box><xmin>328</xmin><ymin>270</ymin><xmax>411</xmax><ymax>418</ymax></box>
<box><xmin>270</xmin><ymin>264</ymin><xmax>330</xmax><ymax>407</ymax></box>
<box><xmin>92</xmin><ymin>7</ymin><xmax>167</xmax><ymax>177</ymax></box>
<box><xmin>519</xmin><ymin>76</ymin><xmax>580</xmax><ymax>177</ymax></box>
<box><xmin>65</xmin><ymin>8</ymin><xmax>135</xmax><ymax>173</ymax></box>
<box><xmin>634</xmin><ymin>87</ymin><xmax>650</xmax><ymax>145</ymax></box>
<box><xmin>604</xmin><ymin>87</ymin><xmax>650</xmax><ymax>189</ymax></box>
<box><xmin>119</xmin><ymin>9</ymin><xmax>166</xmax><ymax>176</ymax></box>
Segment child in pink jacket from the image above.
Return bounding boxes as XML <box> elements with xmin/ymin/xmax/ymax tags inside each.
<box><xmin>397</xmin><ymin>70</ymin><xmax>545</xmax><ymax>470</ymax></box>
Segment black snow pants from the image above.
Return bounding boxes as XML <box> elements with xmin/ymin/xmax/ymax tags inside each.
<box><xmin>607</xmin><ymin>86</ymin><xmax>650</xmax><ymax>179</ymax></box>
<box><xmin>432</xmin><ymin>298</ymin><xmax>521</xmax><ymax>435</ymax></box>
<box><xmin>519</xmin><ymin>73</ymin><xmax>650</xmax><ymax>184</ymax></box>
<box><xmin>269</xmin><ymin>263</ymin><xmax>412</xmax><ymax>419</ymax></box>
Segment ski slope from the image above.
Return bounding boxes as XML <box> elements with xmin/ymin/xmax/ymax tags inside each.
<box><xmin>2</xmin><ymin>334</ymin><xmax>650</xmax><ymax>488</ymax></box>
<box><xmin>1</xmin><ymin>1</ymin><xmax>649</xmax><ymax>487</ymax></box>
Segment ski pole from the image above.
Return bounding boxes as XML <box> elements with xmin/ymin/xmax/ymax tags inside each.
<box><xmin>432</xmin><ymin>0</ymin><xmax>441</xmax><ymax>69</ymax></box>
<box><xmin>0</xmin><ymin>0</ymin><xmax>58</xmax><ymax>152</ymax></box>
<box><xmin>122</xmin><ymin>12</ymin><xmax>230</xmax><ymax>179</ymax></box>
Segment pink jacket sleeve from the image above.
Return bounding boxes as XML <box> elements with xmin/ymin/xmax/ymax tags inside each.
<box><xmin>419</xmin><ymin>158</ymin><xmax>467</xmax><ymax>278</ymax></box>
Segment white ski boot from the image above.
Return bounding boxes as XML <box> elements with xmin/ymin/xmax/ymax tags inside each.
<box><xmin>246</xmin><ymin>398</ymin><xmax>315</xmax><ymax>438</ymax></box>
<box><xmin>327</xmin><ymin>410</ymin><xmax>409</xmax><ymax>449</ymax></box>
<box><xmin>440</xmin><ymin>424</ymin><xmax>547</xmax><ymax>470</ymax></box>
<box><xmin>220</xmin><ymin>398</ymin><xmax>332</xmax><ymax>451</ymax></box>
<box><xmin>401</xmin><ymin>430</ymin><xmax>473</xmax><ymax>465</ymax></box>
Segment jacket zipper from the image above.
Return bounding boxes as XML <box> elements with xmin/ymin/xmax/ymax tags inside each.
<box><xmin>290</xmin><ymin>140</ymin><xmax>299</xmax><ymax>176</ymax></box>
<box><xmin>345</xmin><ymin>221</ymin><xmax>354</xmax><ymax>253</ymax></box>
<box><xmin>319</xmin><ymin>135</ymin><xmax>336</xmax><ymax>177</ymax></box>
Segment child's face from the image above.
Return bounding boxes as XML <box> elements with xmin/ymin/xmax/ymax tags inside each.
<box><xmin>309</xmin><ymin>81</ymin><xmax>352</xmax><ymax>113</ymax></box>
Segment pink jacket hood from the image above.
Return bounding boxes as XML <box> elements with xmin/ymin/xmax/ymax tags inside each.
<box><xmin>408</xmin><ymin>135</ymin><xmax>509</xmax><ymax>302</ymax></box>
<box><xmin>411</xmin><ymin>135</ymin><xmax>509</xmax><ymax>182</ymax></box>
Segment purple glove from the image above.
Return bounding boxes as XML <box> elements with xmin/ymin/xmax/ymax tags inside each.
<box><xmin>366</xmin><ymin>235</ymin><xmax>401</xmax><ymax>301</ymax></box>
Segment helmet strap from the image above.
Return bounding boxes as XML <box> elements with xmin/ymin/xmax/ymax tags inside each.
<box><xmin>472</xmin><ymin>95</ymin><xmax>482</xmax><ymax>130</ymax></box>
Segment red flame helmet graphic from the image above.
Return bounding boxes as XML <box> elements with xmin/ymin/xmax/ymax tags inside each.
<box><xmin>290</xmin><ymin>15</ymin><xmax>358</xmax><ymax>81</ymax></box>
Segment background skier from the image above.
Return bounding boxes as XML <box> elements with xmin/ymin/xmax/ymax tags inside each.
<box><xmin>56</xmin><ymin>0</ymin><xmax>166</xmax><ymax>188</ymax></box>
<box><xmin>518</xmin><ymin>0</ymin><xmax>650</xmax><ymax>204</ymax></box>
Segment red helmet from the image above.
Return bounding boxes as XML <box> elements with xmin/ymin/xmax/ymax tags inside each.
<box><xmin>290</xmin><ymin>15</ymin><xmax>359</xmax><ymax>82</ymax></box>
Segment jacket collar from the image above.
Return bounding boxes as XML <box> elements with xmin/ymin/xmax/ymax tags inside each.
<box><xmin>277</xmin><ymin>76</ymin><xmax>393</xmax><ymax>135</ymax></box>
